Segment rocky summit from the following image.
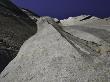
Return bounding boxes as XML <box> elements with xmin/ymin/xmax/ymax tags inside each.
<box><xmin>0</xmin><ymin>1</ymin><xmax>37</xmax><ymax>73</ymax></box>
<box><xmin>0</xmin><ymin>16</ymin><xmax>110</xmax><ymax>82</ymax></box>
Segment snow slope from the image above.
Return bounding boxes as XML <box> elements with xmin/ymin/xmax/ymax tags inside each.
<box><xmin>0</xmin><ymin>16</ymin><xmax>110</xmax><ymax>82</ymax></box>
<box><xmin>60</xmin><ymin>15</ymin><xmax>110</xmax><ymax>26</ymax></box>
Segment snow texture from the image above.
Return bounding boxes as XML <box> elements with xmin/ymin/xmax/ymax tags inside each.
<box><xmin>0</xmin><ymin>16</ymin><xmax>110</xmax><ymax>82</ymax></box>
<box><xmin>60</xmin><ymin>15</ymin><xmax>110</xmax><ymax>26</ymax></box>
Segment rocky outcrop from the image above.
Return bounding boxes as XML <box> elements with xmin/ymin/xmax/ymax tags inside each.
<box><xmin>0</xmin><ymin>17</ymin><xmax>109</xmax><ymax>82</ymax></box>
<box><xmin>0</xmin><ymin>1</ymin><xmax>37</xmax><ymax>73</ymax></box>
<box><xmin>21</xmin><ymin>8</ymin><xmax>40</xmax><ymax>22</ymax></box>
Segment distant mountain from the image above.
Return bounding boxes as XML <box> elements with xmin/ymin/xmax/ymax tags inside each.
<box><xmin>60</xmin><ymin>15</ymin><xmax>110</xmax><ymax>26</ymax></box>
<box><xmin>0</xmin><ymin>1</ymin><xmax>37</xmax><ymax>73</ymax></box>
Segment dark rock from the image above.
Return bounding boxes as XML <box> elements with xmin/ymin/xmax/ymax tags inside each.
<box><xmin>0</xmin><ymin>1</ymin><xmax>37</xmax><ymax>73</ymax></box>
<box><xmin>80</xmin><ymin>15</ymin><xmax>92</xmax><ymax>21</ymax></box>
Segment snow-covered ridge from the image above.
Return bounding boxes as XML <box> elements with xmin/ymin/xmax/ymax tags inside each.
<box><xmin>21</xmin><ymin>9</ymin><xmax>110</xmax><ymax>26</ymax></box>
<box><xmin>60</xmin><ymin>15</ymin><xmax>110</xmax><ymax>26</ymax></box>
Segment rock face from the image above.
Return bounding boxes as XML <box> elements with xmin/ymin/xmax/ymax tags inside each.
<box><xmin>0</xmin><ymin>1</ymin><xmax>37</xmax><ymax>73</ymax></box>
<box><xmin>21</xmin><ymin>8</ymin><xmax>40</xmax><ymax>22</ymax></box>
<box><xmin>0</xmin><ymin>17</ymin><xmax>110</xmax><ymax>82</ymax></box>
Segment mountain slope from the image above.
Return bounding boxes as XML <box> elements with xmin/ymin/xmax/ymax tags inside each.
<box><xmin>0</xmin><ymin>2</ymin><xmax>37</xmax><ymax>73</ymax></box>
<box><xmin>0</xmin><ymin>17</ymin><xmax>109</xmax><ymax>82</ymax></box>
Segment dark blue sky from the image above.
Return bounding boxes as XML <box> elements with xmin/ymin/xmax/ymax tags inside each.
<box><xmin>11</xmin><ymin>0</ymin><xmax>110</xmax><ymax>19</ymax></box>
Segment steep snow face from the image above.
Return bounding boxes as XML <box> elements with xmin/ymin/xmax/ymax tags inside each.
<box><xmin>60</xmin><ymin>15</ymin><xmax>110</xmax><ymax>26</ymax></box>
<box><xmin>0</xmin><ymin>17</ymin><xmax>110</xmax><ymax>82</ymax></box>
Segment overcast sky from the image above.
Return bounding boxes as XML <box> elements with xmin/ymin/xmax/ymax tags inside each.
<box><xmin>11</xmin><ymin>0</ymin><xmax>110</xmax><ymax>19</ymax></box>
